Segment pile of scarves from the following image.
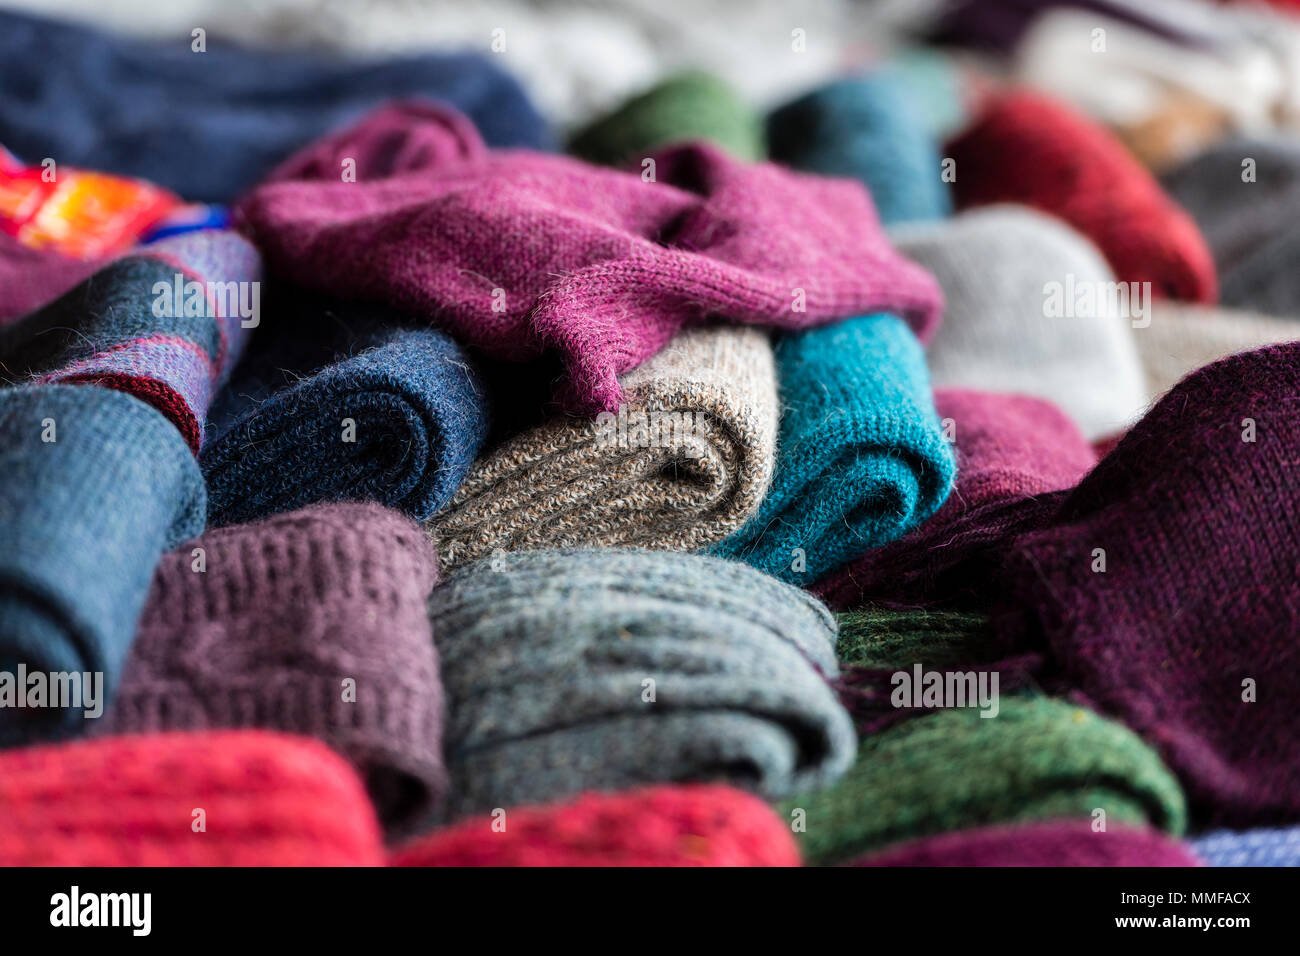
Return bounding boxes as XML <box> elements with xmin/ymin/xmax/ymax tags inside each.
<box><xmin>1</xmin><ymin>0</ymin><xmax>1299</xmax><ymax>868</ymax></box>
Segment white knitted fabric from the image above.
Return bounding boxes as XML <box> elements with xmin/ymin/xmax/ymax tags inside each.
<box><xmin>891</xmin><ymin>206</ymin><xmax>1150</xmax><ymax>441</ymax></box>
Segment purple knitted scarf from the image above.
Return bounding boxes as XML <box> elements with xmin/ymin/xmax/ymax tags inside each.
<box><xmin>235</xmin><ymin>104</ymin><xmax>942</xmax><ymax>415</ymax></box>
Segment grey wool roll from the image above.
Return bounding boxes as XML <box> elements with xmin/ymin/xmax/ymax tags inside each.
<box><xmin>428</xmin><ymin>548</ymin><xmax>856</xmax><ymax>820</ymax></box>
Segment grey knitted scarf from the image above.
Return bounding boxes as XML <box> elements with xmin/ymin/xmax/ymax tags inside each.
<box><xmin>428</xmin><ymin>548</ymin><xmax>856</xmax><ymax>820</ymax></box>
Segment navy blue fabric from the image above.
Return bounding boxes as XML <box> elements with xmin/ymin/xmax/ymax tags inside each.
<box><xmin>0</xmin><ymin>10</ymin><xmax>551</xmax><ymax>202</ymax></box>
<box><xmin>201</xmin><ymin>299</ymin><xmax>490</xmax><ymax>527</ymax></box>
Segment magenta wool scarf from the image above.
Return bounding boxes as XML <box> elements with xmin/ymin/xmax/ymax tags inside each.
<box><xmin>94</xmin><ymin>502</ymin><xmax>446</xmax><ymax>840</ymax></box>
<box><xmin>996</xmin><ymin>343</ymin><xmax>1300</xmax><ymax>827</ymax></box>
<box><xmin>235</xmin><ymin>105</ymin><xmax>943</xmax><ymax>415</ymax></box>
<box><xmin>816</xmin><ymin>388</ymin><xmax>1097</xmax><ymax>609</ymax></box>
<box><xmin>852</xmin><ymin>821</ymin><xmax>1203</xmax><ymax>867</ymax></box>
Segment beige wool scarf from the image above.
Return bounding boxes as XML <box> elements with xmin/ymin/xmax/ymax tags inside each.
<box><xmin>427</xmin><ymin>326</ymin><xmax>777</xmax><ymax>570</ymax></box>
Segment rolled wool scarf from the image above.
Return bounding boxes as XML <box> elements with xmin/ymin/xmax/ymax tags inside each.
<box><xmin>391</xmin><ymin>785</ymin><xmax>799</xmax><ymax>867</ymax></box>
<box><xmin>200</xmin><ymin>300</ymin><xmax>489</xmax><ymax>528</ymax></box>
<box><xmin>853</xmin><ymin>821</ymin><xmax>1203</xmax><ymax>867</ymax></box>
<box><xmin>1193</xmin><ymin>826</ymin><xmax>1300</xmax><ymax>867</ymax></box>
<box><xmin>427</xmin><ymin>326</ymin><xmax>777</xmax><ymax>570</ymax></box>
<box><xmin>0</xmin><ymin>229</ymin><xmax>261</xmax><ymax>453</ymax></box>
<box><xmin>0</xmin><ymin>9</ymin><xmax>549</xmax><ymax>203</ymax></box>
<box><xmin>0</xmin><ymin>730</ymin><xmax>384</xmax><ymax>866</ymax></box>
<box><xmin>235</xmin><ymin>112</ymin><xmax>943</xmax><ymax>415</ymax></box>
<box><xmin>767</xmin><ymin>72</ymin><xmax>953</xmax><ymax>226</ymax></box>
<box><xmin>780</xmin><ymin>696</ymin><xmax>1187</xmax><ymax>865</ymax></box>
<box><xmin>569</xmin><ymin>71</ymin><xmax>764</xmax><ymax>165</ymax></box>
<box><xmin>1138</xmin><ymin>302</ymin><xmax>1299</xmax><ymax>398</ymax></box>
<box><xmin>94</xmin><ymin>503</ymin><xmax>444</xmax><ymax>839</ymax></box>
<box><xmin>945</xmin><ymin>90</ymin><xmax>1218</xmax><ymax>303</ymax></box>
<box><xmin>1161</xmin><ymin>137</ymin><xmax>1300</xmax><ymax>316</ymax></box>
<box><xmin>429</xmin><ymin>548</ymin><xmax>856</xmax><ymax>821</ymax></box>
<box><xmin>713</xmin><ymin>314</ymin><xmax>954</xmax><ymax>584</ymax></box>
<box><xmin>890</xmin><ymin>206</ymin><xmax>1151</xmax><ymax>441</ymax></box>
<box><xmin>997</xmin><ymin>342</ymin><xmax>1300</xmax><ymax>826</ymax></box>
<box><xmin>815</xmin><ymin>388</ymin><xmax>1097</xmax><ymax>609</ymax></box>
<box><xmin>0</xmin><ymin>385</ymin><xmax>204</xmax><ymax>745</ymax></box>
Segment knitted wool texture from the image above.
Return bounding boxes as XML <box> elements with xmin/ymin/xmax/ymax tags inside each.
<box><xmin>0</xmin><ymin>730</ymin><xmax>383</xmax><ymax>866</ymax></box>
<box><xmin>0</xmin><ymin>230</ymin><xmax>261</xmax><ymax>452</ymax></box>
<box><xmin>429</xmin><ymin>549</ymin><xmax>856</xmax><ymax>820</ymax></box>
<box><xmin>235</xmin><ymin>108</ymin><xmax>943</xmax><ymax>416</ymax></box>
<box><xmin>0</xmin><ymin>9</ymin><xmax>549</xmax><ymax>203</ymax></box>
<box><xmin>391</xmin><ymin>785</ymin><xmax>799</xmax><ymax>867</ymax></box>
<box><xmin>890</xmin><ymin>206</ymin><xmax>1150</xmax><ymax>441</ymax></box>
<box><xmin>853</xmin><ymin>821</ymin><xmax>1203</xmax><ymax>867</ymax></box>
<box><xmin>0</xmin><ymin>385</ymin><xmax>204</xmax><ymax>745</ymax></box>
<box><xmin>945</xmin><ymin>91</ymin><xmax>1218</xmax><ymax>302</ymax></box>
<box><xmin>1161</xmin><ymin>137</ymin><xmax>1300</xmax><ymax>317</ymax></box>
<box><xmin>779</xmin><ymin>696</ymin><xmax>1187</xmax><ymax>865</ymax></box>
<box><xmin>1138</xmin><ymin>302</ymin><xmax>1298</xmax><ymax>398</ymax></box>
<box><xmin>815</xmin><ymin>388</ymin><xmax>1097</xmax><ymax>609</ymax></box>
<box><xmin>1193</xmin><ymin>826</ymin><xmax>1300</xmax><ymax>867</ymax></box>
<box><xmin>427</xmin><ymin>326</ymin><xmax>776</xmax><ymax>570</ymax></box>
<box><xmin>200</xmin><ymin>302</ymin><xmax>489</xmax><ymax>528</ymax></box>
<box><xmin>713</xmin><ymin>314</ymin><xmax>954</xmax><ymax>584</ymax></box>
<box><xmin>94</xmin><ymin>503</ymin><xmax>444</xmax><ymax>839</ymax></box>
<box><xmin>997</xmin><ymin>343</ymin><xmax>1300</xmax><ymax>825</ymax></box>
<box><xmin>569</xmin><ymin>71</ymin><xmax>764</xmax><ymax>165</ymax></box>
<box><xmin>767</xmin><ymin>72</ymin><xmax>953</xmax><ymax>225</ymax></box>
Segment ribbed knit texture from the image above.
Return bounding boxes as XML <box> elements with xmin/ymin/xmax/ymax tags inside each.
<box><xmin>0</xmin><ymin>385</ymin><xmax>204</xmax><ymax>745</ymax></box>
<box><xmin>816</xmin><ymin>388</ymin><xmax>1096</xmax><ymax>609</ymax></box>
<box><xmin>713</xmin><ymin>314</ymin><xmax>954</xmax><ymax>583</ymax></box>
<box><xmin>235</xmin><ymin>106</ymin><xmax>943</xmax><ymax>416</ymax></box>
<box><xmin>0</xmin><ymin>730</ymin><xmax>384</xmax><ymax>866</ymax></box>
<box><xmin>853</xmin><ymin>821</ymin><xmax>1203</xmax><ymax>867</ymax></box>
<box><xmin>1193</xmin><ymin>826</ymin><xmax>1300</xmax><ymax>867</ymax></box>
<box><xmin>429</xmin><ymin>549</ymin><xmax>856</xmax><ymax>821</ymax></box>
<box><xmin>1138</xmin><ymin>302</ymin><xmax>1299</xmax><ymax>398</ymax></box>
<box><xmin>0</xmin><ymin>230</ymin><xmax>261</xmax><ymax>452</ymax></box>
<box><xmin>569</xmin><ymin>71</ymin><xmax>763</xmax><ymax>165</ymax></box>
<box><xmin>767</xmin><ymin>72</ymin><xmax>952</xmax><ymax>225</ymax></box>
<box><xmin>0</xmin><ymin>9</ymin><xmax>549</xmax><ymax>203</ymax></box>
<box><xmin>390</xmin><ymin>785</ymin><xmax>799</xmax><ymax>867</ymax></box>
<box><xmin>428</xmin><ymin>327</ymin><xmax>777</xmax><ymax>571</ymax></box>
<box><xmin>946</xmin><ymin>90</ymin><xmax>1218</xmax><ymax>302</ymax></box>
<box><xmin>1161</xmin><ymin>137</ymin><xmax>1300</xmax><ymax>317</ymax></box>
<box><xmin>94</xmin><ymin>503</ymin><xmax>445</xmax><ymax>839</ymax></box>
<box><xmin>892</xmin><ymin>206</ymin><xmax>1151</xmax><ymax>441</ymax></box>
<box><xmin>779</xmin><ymin>696</ymin><xmax>1187</xmax><ymax>865</ymax></box>
<box><xmin>997</xmin><ymin>342</ymin><xmax>1300</xmax><ymax>826</ymax></box>
<box><xmin>200</xmin><ymin>300</ymin><xmax>489</xmax><ymax>528</ymax></box>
